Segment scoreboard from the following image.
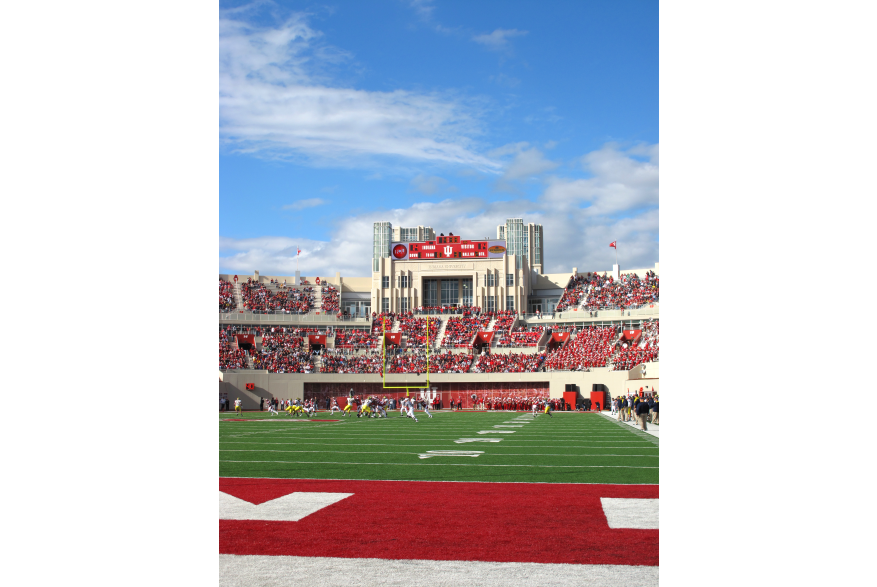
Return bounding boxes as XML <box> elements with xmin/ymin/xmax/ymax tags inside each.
<box><xmin>390</xmin><ymin>237</ymin><xmax>507</xmax><ymax>261</ymax></box>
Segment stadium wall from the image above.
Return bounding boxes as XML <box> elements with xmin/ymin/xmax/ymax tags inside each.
<box><xmin>218</xmin><ymin>365</ymin><xmax>659</xmax><ymax>410</ymax></box>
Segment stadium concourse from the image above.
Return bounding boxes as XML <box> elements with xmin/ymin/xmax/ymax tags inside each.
<box><xmin>219</xmin><ymin>260</ymin><xmax>658</xmax><ymax>586</ymax></box>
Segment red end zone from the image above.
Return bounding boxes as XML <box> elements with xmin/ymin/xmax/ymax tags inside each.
<box><xmin>221</xmin><ymin>419</ymin><xmax>340</xmax><ymax>422</ymax></box>
<box><xmin>220</xmin><ymin>478</ymin><xmax>658</xmax><ymax>566</ymax></box>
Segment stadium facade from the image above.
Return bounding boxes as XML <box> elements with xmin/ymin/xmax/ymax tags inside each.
<box><xmin>220</xmin><ymin>218</ymin><xmax>659</xmax><ymax>410</ymax></box>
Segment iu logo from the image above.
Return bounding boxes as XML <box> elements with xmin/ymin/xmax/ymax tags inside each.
<box><xmin>392</xmin><ymin>244</ymin><xmax>408</xmax><ymax>259</ymax></box>
<box><xmin>443</xmin><ymin>245</ymin><xmax>453</xmax><ymax>256</ymax></box>
<box><xmin>418</xmin><ymin>388</ymin><xmax>437</xmax><ymax>402</ymax></box>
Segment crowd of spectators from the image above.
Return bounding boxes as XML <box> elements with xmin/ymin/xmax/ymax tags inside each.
<box><xmin>219</xmin><ymin>279</ymin><xmax>236</xmax><ymax>312</ymax></box>
<box><xmin>397</xmin><ymin>314</ymin><xmax>441</xmax><ymax>348</ymax></box>
<box><xmin>319</xmin><ymin>350</ymin><xmax>382</xmax><ymax>374</ymax></box>
<box><xmin>241</xmin><ymin>280</ymin><xmax>315</xmax><ymax>314</ymax></box>
<box><xmin>372</xmin><ymin>312</ymin><xmax>397</xmax><ymax>334</ymax></box>
<box><xmin>543</xmin><ymin>326</ymin><xmax>616</xmax><ymax>371</ymax></box>
<box><xmin>611</xmin><ymin>319</ymin><xmax>659</xmax><ymax>371</ymax></box>
<box><xmin>441</xmin><ymin>315</ymin><xmax>483</xmax><ymax>347</ymax></box>
<box><xmin>470</xmin><ymin>352</ymin><xmax>545</xmax><ymax>373</ymax></box>
<box><xmin>554</xmin><ymin>271</ymin><xmax>660</xmax><ymax>313</ymax></box>
<box><xmin>321</xmin><ymin>284</ymin><xmax>339</xmax><ymax>313</ymax></box>
<box><xmin>385</xmin><ymin>349</ymin><xmax>475</xmax><ymax>373</ymax></box>
<box><xmin>497</xmin><ymin>325</ymin><xmax>543</xmax><ymax>347</ymax></box>
<box><xmin>334</xmin><ymin>328</ymin><xmax>378</xmax><ymax>349</ymax></box>
<box><xmin>219</xmin><ymin>330</ymin><xmax>248</xmax><ymax>370</ymax></box>
<box><xmin>252</xmin><ymin>346</ymin><xmax>314</xmax><ymax>373</ymax></box>
<box><xmin>491</xmin><ymin>310</ymin><xmax>516</xmax><ymax>332</ymax></box>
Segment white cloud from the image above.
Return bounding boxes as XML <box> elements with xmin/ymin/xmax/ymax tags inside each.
<box><xmin>407</xmin><ymin>0</ymin><xmax>436</xmax><ymax>21</ymax></box>
<box><xmin>219</xmin><ymin>11</ymin><xmax>499</xmax><ymax>171</ymax></box>
<box><xmin>502</xmin><ymin>147</ymin><xmax>559</xmax><ymax>181</ymax></box>
<box><xmin>409</xmin><ymin>174</ymin><xmax>448</xmax><ymax>195</ymax></box>
<box><xmin>282</xmin><ymin>198</ymin><xmax>326</xmax><ymax>210</ymax></box>
<box><xmin>219</xmin><ymin>142</ymin><xmax>659</xmax><ymax>278</ymax></box>
<box><xmin>473</xmin><ymin>28</ymin><xmax>528</xmax><ymax>51</ymax></box>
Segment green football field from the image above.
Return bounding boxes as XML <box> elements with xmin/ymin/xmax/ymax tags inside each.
<box><xmin>219</xmin><ymin>410</ymin><xmax>658</xmax><ymax>484</ymax></box>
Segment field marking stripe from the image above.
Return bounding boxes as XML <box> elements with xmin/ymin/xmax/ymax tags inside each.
<box><xmin>219</xmin><ymin>442</ymin><xmax>658</xmax><ymax>448</ymax></box>
<box><xmin>219</xmin><ymin>554</ymin><xmax>659</xmax><ymax>587</ymax></box>
<box><xmin>219</xmin><ymin>449</ymin><xmax>658</xmax><ymax>457</ymax></box>
<box><xmin>220</xmin><ymin>460</ymin><xmax>657</xmax><ymax>469</ymax></box>
<box><xmin>218</xmin><ymin>475</ymin><xmax>658</xmax><ymax>485</ymax></box>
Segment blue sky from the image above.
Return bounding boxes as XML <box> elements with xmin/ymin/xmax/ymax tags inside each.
<box><xmin>219</xmin><ymin>0</ymin><xmax>658</xmax><ymax>277</ymax></box>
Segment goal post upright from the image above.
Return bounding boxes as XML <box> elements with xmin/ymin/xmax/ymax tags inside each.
<box><xmin>381</xmin><ymin>313</ymin><xmax>430</xmax><ymax>397</ymax></box>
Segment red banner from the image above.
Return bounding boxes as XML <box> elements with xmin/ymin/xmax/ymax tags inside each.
<box><xmin>621</xmin><ymin>330</ymin><xmax>642</xmax><ymax>341</ymax></box>
<box><xmin>384</xmin><ymin>333</ymin><xmax>402</xmax><ymax>346</ymax></box>
<box><xmin>474</xmin><ymin>331</ymin><xmax>494</xmax><ymax>344</ymax></box>
<box><xmin>551</xmin><ymin>333</ymin><xmax>570</xmax><ymax>343</ymax></box>
<box><xmin>308</xmin><ymin>335</ymin><xmax>326</xmax><ymax>345</ymax></box>
<box><xmin>235</xmin><ymin>334</ymin><xmax>255</xmax><ymax>345</ymax></box>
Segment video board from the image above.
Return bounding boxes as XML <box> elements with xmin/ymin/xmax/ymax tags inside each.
<box><xmin>389</xmin><ymin>237</ymin><xmax>507</xmax><ymax>261</ymax></box>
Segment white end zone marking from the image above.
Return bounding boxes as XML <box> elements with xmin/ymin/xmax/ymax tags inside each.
<box><xmin>418</xmin><ymin>450</ymin><xmax>484</xmax><ymax>459</ymax></box>
<box><xmin>477</xmin><ymin>430</ymin><xmax>516</xmax><ymax>434</ymax></box>
<box><xmin>219</xmin><ymin>554</ymin><xmax>659</xmax><ymax>587</ymax></box>
<box><xmin>219</xmin><ymin>491</ymin><xmax>353</xmax><ymax>521</ymax></box>
<box><xmin>493</xmin><ymin>425</ymin><xmax>524</xmax><ymax>428</ymax></box>
<box><xmin>600</xmin><ymin>498</ymin><xmax>659</xmax><ymax>529</ymax></box>
<box><xmin>454</xmin><ymin>438</ymin><xmax>503</xmax><ymax>444</ymax></box>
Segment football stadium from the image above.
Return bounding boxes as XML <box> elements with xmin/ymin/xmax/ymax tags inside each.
<box><xmin>215</xmin><ymin>3</ymin><xmax>661</xmax><ymax>584</ymax></box>
<box><xmin>219</xmin><ymin>219</ymin><xmax>659</xmax><ymax>586</ymax></box>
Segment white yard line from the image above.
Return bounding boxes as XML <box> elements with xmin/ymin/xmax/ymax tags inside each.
<box><xmin>220</xmin><ymin>460</ymin><xmax>657</xmax><ymax>468</ymax></box>
<box><xmin>220</xmin><ymin>449</ymin><xmax>658</xmax><ymax>457</ymax></box>
<box><xmin>598</xmin><ymin>411</ymin><xmax>660</xmax><ymax>438</ymax></box>
<box><xmin>219</xmin><ymin>554</ymin><xmax>658</xmax><ymax>587</ymax></box>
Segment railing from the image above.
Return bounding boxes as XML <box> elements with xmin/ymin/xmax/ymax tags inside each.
<box><xmin>219</xmin><ymin>311</ymin><xmax>369</xmax><ymax>324</ymax></box>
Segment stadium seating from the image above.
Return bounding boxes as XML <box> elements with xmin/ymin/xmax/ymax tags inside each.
<box><xmin>241</xmin><ymin>280</ymin><xmax>315</xmax><ymax>314</ymax></box>
<box><xmin>555</xmin><ymin>271</ymin><xmax>659</xmax><ymax>312</ymax></box>
<box><xmin>611</xmin><ymin>319</ymin><xmax>659</xmax><ymax>370</ymax></box>
<box><xmin>334</xmin><ymin>328</ymin><xmax>379</xmax><ymax>349</ymax></box>
<box><xmin>320</xmin><ymin>350</ymin><xmax>382</xmax><ymax>374</ymax></box>
<box><xmin>441</xmin><ymin>315</ymin><xmax>483</xmax><ymax>347</ymax></box>
<box><xmin>497</xmin><ymin>325</ymin><xmax>543</xmax><ymax>348</ymax></box>
<box><xmin>397</xmin><ymin>314</ymin><xmax>441</xmax><ymax>348</ymax></box>
<box><xmin>219</xmin><ymin>279</ymin><xmax>236</xmax><ymax>312</ymax></box>
<box><xmin>471</xmin><ymin>352</ymin><xmax>545</xmax><ymax>373</ymax></box>
<box><xmin>543</xmin><ymin>325</ymin><xmax>616</xmax><ymax>370</ymax></box>
<box><xmin>321</xmin><ymin>284</ymin><xmax>340</xmax><ymax>313</ymax></box>
<box><xmin>219</xmin><ymin>329</ymin><xmax>249</xmax><ymax>370</ymax></box>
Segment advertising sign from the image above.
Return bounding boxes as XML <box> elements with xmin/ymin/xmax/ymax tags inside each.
<box><xmin>390</xmin><ymin>238</ymin><xmax>506</xmax><ymax>261</ymax></box>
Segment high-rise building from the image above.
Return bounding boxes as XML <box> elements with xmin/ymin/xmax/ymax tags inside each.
<box><xmin>392</xmin><ymin>225</ymin><xmax>435</xmax><ymax>242</ymax></box>
<box><xmin>373</xmin><ymin>221</ymin><xmax>392</xmax><ymax>272</ymax></box>
<box><xmin>497</xmin><ymin>218</ymin><xmax>543</xmax><ymax>274</ymax></box>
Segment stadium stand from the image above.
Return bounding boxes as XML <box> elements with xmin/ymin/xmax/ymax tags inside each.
<box><xmin>241</xmin><ymin>280</ymin><xmax>315</xmax><ymax>314</ymax></box>
<box><xmin>320</xmin><ymin>350</ymin><xmax>382</xmax><ymax>374</ymax></box>
<box><xmin>334</xmin><ymin>328</ymin><xmax>379</xmax><ymax>349</ymax></box>
<box><xmin>321</xmin><ymin>283</ymin><xmax>340</xmax><ymax>313</ymax></box>
<box><xmin>543</xmin><ymin>325</ymin><xmax>616</xmax><ymax>370</ymax></box>
<box><xmin>441</xmin><ymin>315</ymin><xmax>483</xmax><ymax>347</ymax></box>
<box><xmin>219</xmin><ymin>279</ymin><xmax>236</xmax><ymax>312</ymax></box>
<box><xmin>611</xmin><ymin>319</ymin><xmax>659</xmax><ymax>371</ymax></box>
<box><xmin>471</xmin><ymin>352</ymin><xmax>545</xmax><ymax>373</ymax></box>
<box><xmin>555</xmin><ymin>270</ymin><xmax>660</xmax><ymax>312</ymax></box>
<box><xmin>497</xmin><ymin>325</ymin><xmax>543</xmax><ymax>348</ymax></box>
<box><xmin>397</xmin><ymin>314</ymin><xmax>441</xmax><ymax>348</ymax></box>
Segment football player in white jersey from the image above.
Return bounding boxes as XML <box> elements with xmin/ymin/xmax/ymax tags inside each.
<box><xmin>402</xmin><ymin>397</ymin><xmax>418</xmax><ymax>422</ymax></box>
<box><xmin>329</xmin><ymin>399</ymin><xmax>341</xmax><ymax>414</ymax></box>
<box><xmin>375</xmin><ymin>397</ymin><xmax>388</xmax><ymax>418</ymax></box>
<box><xmin>267</xmin><ymin>401</ymin><xmax>278</xmax><ymax>416</ymax></box>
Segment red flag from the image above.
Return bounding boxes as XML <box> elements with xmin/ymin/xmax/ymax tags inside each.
<box><xmin>609</xmin><ymin>241</ymin><xmax>616</xmax><ymax>248</ymax></box>
<box><xmin>297</xmin><ymin>248</ymin><xmax>301</xmax><ymax>256</ymax></box>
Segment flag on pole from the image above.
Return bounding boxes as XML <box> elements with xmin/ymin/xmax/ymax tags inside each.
<box><xmin>609</xmin><ymin>241</ymin><xmax>616</xmax><ymax>248</ymax></box>
<box><xmin>297</xmin><ymin>248</ymin><xmax>301</xmax><ymax>256</ymax></box>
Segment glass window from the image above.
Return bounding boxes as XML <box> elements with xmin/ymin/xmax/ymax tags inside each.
<box><xmin>400</xmin><ymin>298</ymin><xmax>408</xmax><ymax>312</ymax></box>
<box><xmin>461</xmin><ymin>278</ymin><xmax>472</xmax><ymax>306</ymax></box>
<box><xmin>424</xmin><ymin>279</ymin><xmax>438</xmax><ymax>307</ymax></box>
<box><xmin>487</xmin><ymin>295</ymin><xmax>495</xmax><ymax>312</ymax></box>
<box><xmin>400</xmin><ymin>275</ymin><xmax>408</xmax><ymax>288</ymax></box>
<box><xmin>506</xmin><ymin>273</ymin><xmax>514</xmax><ymax>286</ymax></box>
<box><xmin>506</xmin><ymin>295</ymin><xmax>515</xmax><ymax>311</ymax></box>
<box><xmin>441</xmin><ymin>279</ymin><xmax>459</xmax><ymax>307</ymax></box>
<box><xmin>382</xmin><ymin>276</ymin><xmax>389</xmax><ymax>289</ymax></box>
<box><xmin>487</xmin><ymin>272</ymin><xmax>495</xmax><ymax>287</ymax></box>
<box><xmin>382</xmin><ymin>297</ymin><xmax>389</xmax><ymax>313</ymax></box>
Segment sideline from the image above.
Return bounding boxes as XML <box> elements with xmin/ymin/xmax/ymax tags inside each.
<box><xmin>598</xmin><ymin>410</ymin><xmax>659</xmax><ymax>438</ymax></box>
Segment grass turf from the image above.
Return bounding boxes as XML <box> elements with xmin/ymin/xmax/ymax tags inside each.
<box><xmin>219</xmin><ymin>410</ymin><xmax>658</xmax><ymax>484</ymax></box>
